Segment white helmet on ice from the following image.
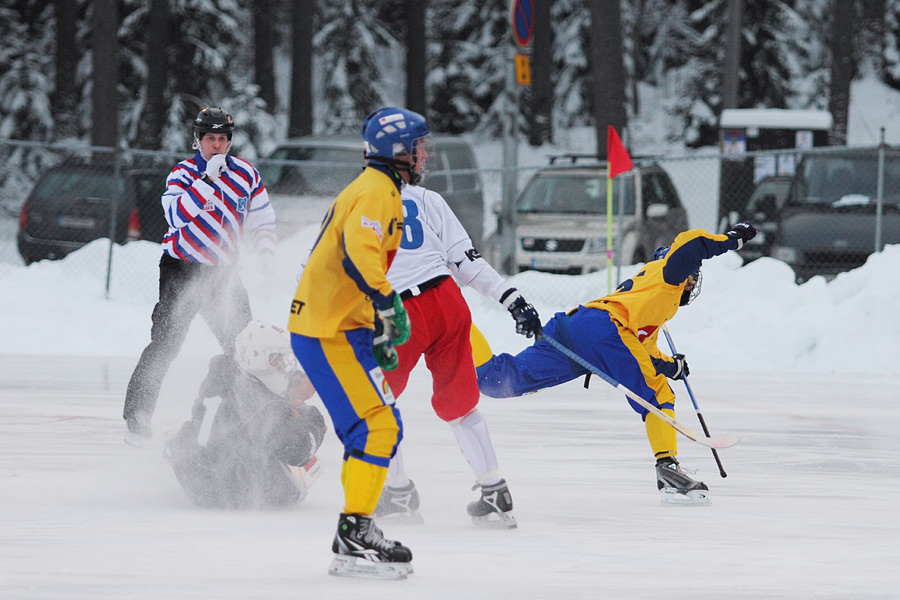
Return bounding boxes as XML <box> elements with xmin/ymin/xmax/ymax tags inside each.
<box><xmin>234</xmin><ymin>321</ymin><xmax>301</xmax><ymax>396</ymax></box>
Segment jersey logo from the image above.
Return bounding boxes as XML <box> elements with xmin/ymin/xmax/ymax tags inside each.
<box><xmin>637</xmin><ymin>325</ymin><xmax>658</xmax><ymax>342</ymax></box>
<box><xmin>465</xmin><ymin>248</ymin><xmax>482</xmax><ymax>262</ymax></box>
<box><xmin>361</xmin><ymin>216</ymin><xmax>383</xmax><ymax>241</ymax></box>
<box><xmin>203</xmin><ymin>198</ymin><xmax>215</xmax><ymax>211</ymax></box>
<box><xmin>237</xmin><ymin>195</ymin><xmax>249</xmax><ymax>213</ymax></box>
<box><xmin>368</xmin><ymin>366</ymin><xmax>396</xmax><ymax>406</ymax></box>
<box><xmin>290</xmin><ymin>300</ymin><xmax>305</xmax><ymax>315</ymax></box>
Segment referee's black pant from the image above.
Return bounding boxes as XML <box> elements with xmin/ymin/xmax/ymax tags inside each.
<box><xmin>123</xmin><ymin>253</ymin><xmax>251</xmax><ymax>421</ymax></box>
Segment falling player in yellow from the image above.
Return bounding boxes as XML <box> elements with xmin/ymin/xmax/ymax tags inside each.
<box><xmin>475</xmin><ymin>224</ymin><xmax>757</xmax><ymax>506</ymax></box>
<box><xmin>288</xmin><ymin>107</ymin><xmax>430</xmax><ymax>579</ymax></box>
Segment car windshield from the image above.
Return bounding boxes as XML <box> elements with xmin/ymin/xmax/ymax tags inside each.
<box><xmin>790</xmin><ymin>154</ymin><xmax>900</xmax><ymax>207</ymax></box>
<box><xmin>517</xmin><ymin>172</ymin><xmax>636</xmax><ymax>215</ymax></box>
<box><xmin>747</xmin><ymin>178</ymin><xmax>791</xmax><ymax>213</ymax></box>
<box><xmin>261</xmin><ymin>147</ymin><xmax>363</xmax><ymax>195</ymax></box>
<box><xmin>33</xmin><ymin>169</ymin><xmax>123</xmax><ymax>203</ymax></box>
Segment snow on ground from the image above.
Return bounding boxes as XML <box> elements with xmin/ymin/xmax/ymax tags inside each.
<box><xmin>1</xmin><ymin>353</ymin><xmax>898</xmax><ymax>599</ymax></box>
<box><xmin>1</xmin><ymin>222</ymin><xmax>899</xmax><ymax>597</ymax></box>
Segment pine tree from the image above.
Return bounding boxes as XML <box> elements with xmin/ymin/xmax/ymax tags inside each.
<box><xmin>316</xmin><ymin>0</ymin><xmax>400</xmax><ymax>134</ymax></box>
<box><xmin>428</xmin><ymin>0</ymin><xmax>511</xmax><ymax>135</ymax></box>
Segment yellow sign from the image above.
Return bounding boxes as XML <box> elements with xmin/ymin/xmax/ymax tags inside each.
<box><xmin>515</xmin><ymin>54</ymin><xmax>531</xmax><ymax>85</ymax></box>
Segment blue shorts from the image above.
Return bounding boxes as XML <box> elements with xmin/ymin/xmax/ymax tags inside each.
<box><xmin>476</xmin><ymin>308</ymin><xmax>673</xmax><ymax>418</ymax></box>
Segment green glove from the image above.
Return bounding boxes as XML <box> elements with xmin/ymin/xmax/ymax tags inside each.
<box><xmin>376</xmin><ymin>292</ymin><xmax>411</xmax><ymax>346</ymax></box>
<box><xmin>373</xmin><ymin>314</ymin><xmax>399</xmax><ymax>371</ymax></box>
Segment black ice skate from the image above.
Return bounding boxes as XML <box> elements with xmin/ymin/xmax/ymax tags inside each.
<box><xmin>656</xmin><ymin>456</ymin><xmax>711</xmax><ymax>506</ymax></box>
<box><xmin>374</xmin><ymin>480</ymin><xmax>424</xmax><ymax>524</ymax></box>
<box><xmin>124</xmin><ymin>413</ymin><xmax>153</xmax><ymax>447</ymax></box>
<box><xmin>329</xmin><ymin>513</ymin><xmax>413</xmax><ymax>579</ymax></box>
<box><xmin>467</xmin><ymin>479</ymin><xmax>517</xmax><ymax>528</ymax></box>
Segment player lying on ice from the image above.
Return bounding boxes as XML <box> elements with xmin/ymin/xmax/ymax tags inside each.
<box><xmin>474</xmin><ymin>224</ymin><xmax>756</xmax><ymax>506</ymax></box>
<box><xmin>165</xmin><ymin>321</ymin><xmax>326</xmax><ymax>509</ymax></box>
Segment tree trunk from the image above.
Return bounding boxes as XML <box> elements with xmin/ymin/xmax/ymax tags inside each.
<box><xmin>861</xmin><ymin>0</ymin><xmax>885</xmax><ymax>68</ymax></box>
<box><xmin>253</xmin><ymin>0</ymin><xmax>277</xmax><ymax>111</ymax></box>
<box><xmin>829</xmin><ymin>0</ymin><xmax>855</xmax><ymax>146</ymax></box>
<box><xmin>528</xmin><ymin>0</ymin><xmax>553</xmax><ymax>145</ymax></box>
<box><xmin>590</xmin><ymin>0</ymin><xmax>627</xmax><ymax>158</ymax></box>
<box><xmin>629</xmin><ymin>0</ymin><xmax>644</xmax><ymax>116</ymax></box>
<box><xmin>53</xmin><ymin>0</ymin><xmax>78</xmax><ymax>139</ymax></box>
<box><xmin>138</xmin><ymin>0</ymin><xmax>169</xmax><ymax>150</ymax></box>
<box><xmin>91</xmin><ymin>0</ymin><xmax>118</xmax><ymax>150</ymax></box>
<box><xmin>289</xmin><ymin>0</ymin><xmax>314</xmax><ymax>137</ymax></box>
<box><xmin>405</xmin><ymin>0</ymin><xmax>426</xmax><ymax>115</ymax></box>
<box><xmin>722</xmin><ymin>0</ymin><xmax>744</xmax><ymax>109</ymax></box>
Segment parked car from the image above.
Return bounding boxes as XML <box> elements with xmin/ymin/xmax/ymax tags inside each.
<box><xmin>487</xmin><ymin>156</ymin><xmax>689</xmax><ymax>275</ymax></box>
<box><xmin>260</xmin><ymin>135</ymin><xmax>485</xmax><ymax>245</ymax></box>
<box><xmin>736</xmin><ymin>175</ymin><xmax>793</xmax><ymax>263</ymax></box>
<box><xmin>17</xmin><ymin>160</ymin><xmax>170</xmax><ymax>265</ymax></box>
<box><xmin>769</xmin><ymin>148</ymin><xmax>900</xmax><ymax>281</ymax></box>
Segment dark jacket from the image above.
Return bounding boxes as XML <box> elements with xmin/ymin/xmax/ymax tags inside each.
<box><xmin>165</xmin><ymin>355</ymin><xmax>326</xmax><ymax>509</ymax></box>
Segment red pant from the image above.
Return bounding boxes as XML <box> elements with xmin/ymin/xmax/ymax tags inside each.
<box><xmin>384</xmin><ymin>277</ymin><xmax>479</xmax><ymax>422</ymax></box>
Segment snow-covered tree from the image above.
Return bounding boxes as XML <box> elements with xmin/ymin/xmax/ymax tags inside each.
<box><xmin>0</xmin><ymin>2</ymin><xmax>55</xmax><ymax>142</ymax></box>
<box><xmin>315</xmin><ymin>0</ymin><xmax>401</xmax><ymax>134</ymax></box>
<box><xmin>428</xmin><ymin>0</ymin><xmax>510</xmax><ymax>134</ymax></box>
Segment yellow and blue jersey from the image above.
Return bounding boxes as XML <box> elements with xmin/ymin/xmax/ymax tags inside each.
<box><xmin>582</xmin><ymin>228</ymin><xmax>739</xmax><ymax>357</ymax></box>
<box><xmin>288</xmin><ymin>167</ymin><xmax>404</xmax><ymax>338</ymax></box>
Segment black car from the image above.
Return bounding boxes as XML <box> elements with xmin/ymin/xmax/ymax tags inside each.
<box><xmin>17</xmin><ymin>161</ymin><xmax>170</xmax><ymax>264</ymax></box>
<box><xmin>769</xmin><ymin>148</ymin><xmax>900</xmax><ymax>281</ymax></box>
<box><xmin>737</xmin><ymin>175</ymin><xmax>793</xmax><ymax>263</ymax></box>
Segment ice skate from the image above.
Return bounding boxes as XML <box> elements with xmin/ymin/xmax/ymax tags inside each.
<box><xmin>124</xmin><ymin>413</ymin><xmax>153</xmax><ymax>447</ymax></box>
<box><xmin>467</xmin><ymin>479</ymin><xmax>517</xmax><ymax>528</ymax></box>
<box><xmin>329</xmin><ymin>513</ymin><xmax>413</xmax><ymax>579</ymax></box>
<box><xmin>656</xmin><ymin>457</ymin><xmax>711</xmax><ymax>506</ymax></box>
<box><xmin>374</xmin><ymin>480</ymin><xmax>424</xmax><ymax>524</ymax></box>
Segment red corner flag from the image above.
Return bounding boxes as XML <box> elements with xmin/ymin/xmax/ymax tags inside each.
<box><xmin>607</xmin><ymin>125</ymin><xmax>633</xmax><ymax>178</ymax></box>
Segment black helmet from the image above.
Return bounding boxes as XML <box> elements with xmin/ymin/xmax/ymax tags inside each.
<box><xmin>193</xmin><ymin>107</ymin><xmax>234</xmax><ymax>141</ymax></box>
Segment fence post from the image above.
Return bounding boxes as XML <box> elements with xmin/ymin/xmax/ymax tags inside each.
<box><xmin>104</xmin><ymin>148</ymin><xmax>121</xmax><ymax>299</ymax></box>
<box><xmin>875</xmin><ymin>127</ymin><xmax>885</xmax><ymax>254</ymax></box>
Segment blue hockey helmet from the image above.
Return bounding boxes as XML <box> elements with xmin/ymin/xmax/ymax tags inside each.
<box><xmin>361</xmin><ymin>107</ymin><xmax>431</xmax><ymax>184</ymax></box>
<box><xmin>652</xmin><ymin>245</ymin><xmax>670</xmax><ymax>261</ymax></box>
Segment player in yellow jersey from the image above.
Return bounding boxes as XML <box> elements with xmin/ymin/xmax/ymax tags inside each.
<box><xmin>288</xmin><ymin>107</ymin><xmax>430</xmax><ymax>579</ymax></box>
<box><xmin>476</xmin><ymin>224</ymin><xmax>756</xmax><ymax>506</ymax></box>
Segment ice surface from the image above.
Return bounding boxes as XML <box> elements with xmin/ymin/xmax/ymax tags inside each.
<box><xmin>1</xmin><ymin>354</ymin><xmax>898</xmax><ymax>599</ymax></box>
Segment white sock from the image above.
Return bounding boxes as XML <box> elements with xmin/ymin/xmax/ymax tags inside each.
<box><xmin>385</xmin><ymin>447</ymin><xmax>410</xmax><ymax>489</ymax></box>
<box><xmin>450</xmin><ymin>409</ymin><xmax>501</xmax><ymax>485</ymax></box>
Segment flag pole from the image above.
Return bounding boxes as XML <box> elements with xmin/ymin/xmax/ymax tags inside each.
<box><xmin>606</xmin><ymin>158</ymin><xmax>614</xmax><ymax>294</ymax></box>
<box><xmin>606</xmin><ymin>125</ymin><xmax>633</xmax><ymax>295</ymax></box>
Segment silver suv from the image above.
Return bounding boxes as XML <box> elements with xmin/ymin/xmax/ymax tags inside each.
<box><xmin>489</xmin><ymin>157</ymin><xmax>688</xmax><ymax>274</ymax></box>
<box><xmin>260</xmin><ymin>135</ymin><xmax>484</xmax><ymax>244</ymax></box>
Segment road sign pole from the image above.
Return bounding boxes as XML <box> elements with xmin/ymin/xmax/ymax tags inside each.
<box><xmin>499</xmin><ymin>0</ymin><xmax>535</xmax><ymax>275</ymax></box>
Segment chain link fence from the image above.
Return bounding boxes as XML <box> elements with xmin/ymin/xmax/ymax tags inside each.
<box><xmin>1</xmin><ymin>139</ymin><xmax>897</xmax><ymax>304</ymax></box>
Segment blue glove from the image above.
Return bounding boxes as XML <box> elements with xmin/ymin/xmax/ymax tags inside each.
<box><xmin>652</xmin><ymin>353</ymin><xmax>690</xmax><ymax>380</ymax></box>
<box><xmin>501</xmin><ymin>288</ymin><xmax>543</xmax><ymax>341</ymax></box>
<box><xmin>726</xmin><ymin>222</ymin><xmax>757</xmax><ymax>249</ymax></box>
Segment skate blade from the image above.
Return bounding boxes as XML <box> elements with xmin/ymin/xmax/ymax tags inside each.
<box><xmin>328</xmin><ymin>555</ymin><xmax>412</xmax><ymax>580</ymax></box>
<box><xmin>471</xmin><ymin>511</ymin><xmax>518</xmax><ymax>529</ymax></box>
<box><xmin>376</xmin><ymin>510</ymin><xmax>425</xmax><ymax>525</ymax></box>
<box><xmin>660</xmin><ymin>488</ymin><xmax>712</xmax><ymax>507</ymax></box>
<box><xmin>123</xmin><ymin>431</ymin><xmax>149</xmax><ymax>448</ymax></box>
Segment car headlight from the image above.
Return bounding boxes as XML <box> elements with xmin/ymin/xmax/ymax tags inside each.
<box><xmin>771</xmin><ymin>245</ymin><xmax>799</xmax><ymax>264</ymax></box>
<box><xmin>585</xmin><ymin>237</ymin><xmax>608</xmax><ymax>254</ymax></box>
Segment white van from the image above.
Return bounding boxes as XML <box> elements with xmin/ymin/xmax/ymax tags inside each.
<box><xmin>487</xmin><ymin>157</ymin><xmax>689</xmax><ymax>274</ymax></box>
